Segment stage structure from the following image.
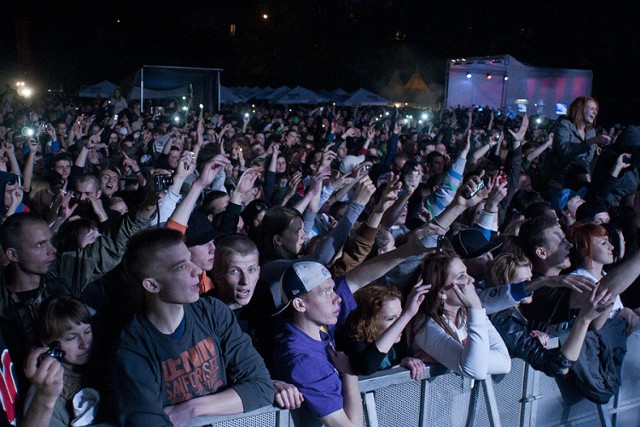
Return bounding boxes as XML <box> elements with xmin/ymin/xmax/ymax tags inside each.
<box><xmin>129</xmin><ymin>65</ymin><xmax>223</xmax><ymax>112</ymax></box>
<box><xmin>445</xmin><ymin>55</ymin><xmax>592</xmax><ymax>118</ymax></box>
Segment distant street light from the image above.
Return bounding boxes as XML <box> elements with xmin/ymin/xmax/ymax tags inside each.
<box><xmin>262</xmin><ymin>14</ymin><xmax>269</xmax><ymax>20</ymax></box>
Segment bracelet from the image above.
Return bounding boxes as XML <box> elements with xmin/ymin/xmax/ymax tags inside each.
<box><xmin>134</xmin><ymin>170</ymin><xmax>142</xmax><ymax>174</ymax></box>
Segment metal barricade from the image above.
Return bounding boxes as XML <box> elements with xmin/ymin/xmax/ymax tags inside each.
<box><xmin>192</xmin><ymin>330</ymin><xmax>640</xmax><ymax>427</ymax></box>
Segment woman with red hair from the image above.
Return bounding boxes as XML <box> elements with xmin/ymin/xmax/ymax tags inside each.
<box><xmin>543</xmin><ymin>96</ymin><xmax>611</xmax><ymax>196</ymax></box>
<box><xmin>569</xmin><ymin>222</ymin><xmax>640</xmax><ymax>333</ymax></box>
<box><xmin>336</xmin><ymin>283</ymin><xmax>431</xmax><ymax>379</ymax></box>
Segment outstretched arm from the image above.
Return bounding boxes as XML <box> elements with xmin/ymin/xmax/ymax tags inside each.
<box><xmin>344</xmin><ymin>224</ymin><xmax>445</xmax><ymax>293</ymax></box>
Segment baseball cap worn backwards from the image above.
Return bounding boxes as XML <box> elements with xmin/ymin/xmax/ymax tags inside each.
<box><xmin>273</xmin><ymin>261</ymin><xmax>332</xmax><ymax>316</ymax></box>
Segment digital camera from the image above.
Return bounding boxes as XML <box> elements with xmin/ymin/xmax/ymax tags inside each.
<box><xmin>37</xmin><ymin>341</ymin><xmax>66</xmax><ymax>366</ymax></box>
<box><xmin>153</xmin><ymin>175</ymin><xmax>173</xmax><ymax>192</ymax></box>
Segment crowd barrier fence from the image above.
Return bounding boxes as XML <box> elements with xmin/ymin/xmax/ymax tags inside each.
<box><xmin>193</xmin><ymin>331</ymin><xmax>640</xmax><ymax>427</ymax></box>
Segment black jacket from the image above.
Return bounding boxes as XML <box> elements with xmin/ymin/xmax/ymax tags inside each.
<box><xmin>491</xmin><ymin>308</ymin><xmax>573</xmax><ymax>378</ymax></box>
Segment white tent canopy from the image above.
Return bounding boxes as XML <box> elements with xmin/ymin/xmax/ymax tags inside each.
<box><xmin>337</xmin><ymin>88</ymin><xmax>389</xmax><ymax>106</ymax></box>
<box><xmin>220</xmin><ymin>86</ymin><xmax>243</xmax><ymax>104</ymax></box>
<box><xmin>265</xmin><ymin>86</ymin><xmax>292</xmax><ymax>102</ymax></box>
<box><xmin>274</xmin><ymin>86</ymin><xmax>329</xmax><ymax>104</ymax></box>
<box><xmin>252</xmin><ymin>86</ymin><xmax>277</xmax><ymax>100</ymax></box>
<box><xmin>78</xmin><ymin>80</ymin><xmax>119</xmax><ymax>98</ymax></box>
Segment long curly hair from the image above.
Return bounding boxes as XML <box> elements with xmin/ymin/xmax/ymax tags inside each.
<box><xmin>343</xmin><ymin>285</ymin><xmax>402</xmax><ymax>343</ymax></box>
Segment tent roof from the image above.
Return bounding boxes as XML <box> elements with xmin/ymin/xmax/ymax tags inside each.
<box><xmin>251</xmin><ymin>86</ymin><xmax>276</xmax><ymax>100</ymax></box>
<box><xmin>266</xmin><ymin>86</ymin><xmax>293</xmax><ymax>101</ymax></box>
<box><xmin>403</xmin><ymin>68</ymin><xmax>432</xmax><ymax>105</ymax></box>
<box><xmin>379</xmin><ymin>69</ymin><xmax>405</xmax><ymax>101</ymax></box>
<box><xmin>78</xmin><ymin>80</ymin><xmax>119</xmax><ymax>98</ymax></box>
<box><xmin>274</xmin><ymin>86</ymin><xmax>329</xmax><ymax>104</ymax></box>
<box><xmin>337</xmin><ymin>88</ymin><xmax>389</xmax><ymax>106</ymax></box>
<box><xmin>220</xmin><ymin>86</ymin><xmax>243</xmax><ymax>104</ymax></box>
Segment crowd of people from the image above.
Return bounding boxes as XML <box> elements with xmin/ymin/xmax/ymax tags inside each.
<box><xmin>0</xmin><ymin>84</ymin><xmax>639</xmax><ymax>426</ymax></box>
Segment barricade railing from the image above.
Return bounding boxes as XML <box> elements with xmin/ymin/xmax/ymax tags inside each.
<box><xmin>193</xmin><ymin>330</ymin><xmax>640</xmax><ymax>427</ymax></box>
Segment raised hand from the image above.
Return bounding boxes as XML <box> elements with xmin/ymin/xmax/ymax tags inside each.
<box><xmin>88</xmin><ymin>195</ymin><xmax>108</xmax><ymax>222</ymax></box>
<box><xmin>577</xmin><ymin>283</ymin><xmax>614</xmax><ymax>323</ymax></box>
<box><xmin>352</xmin><ymin>175</ymin><xmax>376</xmax><ymax>206</ymax></box>
<box><xmin>196</xmin><ymin>155</ymin><xmax>230</xmax><ymax>188</ymax></box>
<box><xmin>450</xmin><ymin>281</ymin><xmax>482</xmax><ymax>309</ymax></box>
<box><xmin>508</xmin><ymin>114</ymin><xmax>529</xmax><ymax>142</ymax></box>
<box><xmin>236</xmin><ymin>167</ymin><xmax>261</xmax><ymax>195</ymax></box>
<box><xmin>403</xmin><ymin>280</ymin><xmax>432</xmax><ymax>318</ymax></box>
<box><xmin>374</xmin><ymin>174</ymin><xmax>401</xmax><ymax>213</ymax></box>
<box><xmin>454</xmin><ymin>172</ymin><xmax>489</xmax><ymax>208</ymax></box>
<box><xmin>57</xmin><ymin>191</ymin><xmax>78</xmax><ymax>221</ymax></box>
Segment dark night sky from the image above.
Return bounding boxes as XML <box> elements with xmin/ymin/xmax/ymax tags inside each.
<box><xmin>3</xmin><ymin>1</ymin><xmax>640</xmax><ymax>125</ymax></box>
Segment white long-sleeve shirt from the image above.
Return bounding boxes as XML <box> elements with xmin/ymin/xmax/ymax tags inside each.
<box><xmin>412</xmin><ymin>308</ymin><xmax>511</xmax><ymax>379</ymax></box>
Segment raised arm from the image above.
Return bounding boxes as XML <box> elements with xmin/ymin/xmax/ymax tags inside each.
<box><xmin>526</xmin><ymin>132</ymin><xmax>553</xmax><ymax>162</ymax></box>
<box><xmin>168</xmin><ymin>155</ymin><xmax>230</xmax><ymax>227</ymax></box>
<box><xmin>22</xmin><ymin>347</ymin><xmax>63</xmax><ymax>427</ymax></box>
<box><xmin>3</xmin><ymin>141</ymin><xmax>20</xmax><ymax>176</ymax></box>
<box><xmin>22</xmin><ymin>138</ymin><xmax>40</xmax><ymax>192</ymax></box>
<box><xmin>588</xmin><ymin>248</ymin><xmax>640</xmax><ymax>330</ymax></box>
<box><xmin>344</xmin><ymin>223</ymin><xmax>445</xmax><ymax>293</ymax></box>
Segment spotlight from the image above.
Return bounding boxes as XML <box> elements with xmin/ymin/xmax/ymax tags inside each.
<box><xmin>486</xmin><ymin>74</ymin><xmax>493</xmax><ymax>80</ymax></box>
<box><xmin>504</xmin><ymin>76</ymin><xmax>509</xmax><ymax>81</ymax></box>
<box><xmin>466</xmin><ymin>73</ymin><xmax>472</xmax><ymax>79</ymax></box>
<box><xmin>182</xmin><ymin>106</ymin><xmax>188</xmax><ymax>111</ymax></box>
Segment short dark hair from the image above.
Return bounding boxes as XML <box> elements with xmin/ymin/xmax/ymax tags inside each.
<box><xmin>201</xmin><ymin>191</ymin><xmax>229</xmax><ymax>216</ymax></box>
<box><xmin>36</xmin><ymin>295</ymin><xmax>91</xmax><ymax>345</ymax></box>
<box><xmin>524</xmin><ymin>201</ymin><xmax>556</xmax><ymax>220</ymax></box>
<box><xmin>425</xmin><ymin>151</ymin><xmax>444</xmax><ymax>164</ymax></box>
<box><xmin>123</xmin><ymin>228</ymin><xmax>184</xmax><ymax>286</ymax></box>
<box><xmin>52</xmin><ymin>152</ymin><xmax>73</xmax><ymax>165</ymax></box>
<box><xmin>518</xmin><ymin>216</ymin><xmax>558</xmax><ymax>260</ymax></box>
<box><xmin>0</xmin><ymin>213</ymin><xmax>47</xmax><ymax>252</ymax></box>
<box><xmin>76</xmin><ymin>174</ymin><xmax>100</xmax><ymax>190</ymax></box>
